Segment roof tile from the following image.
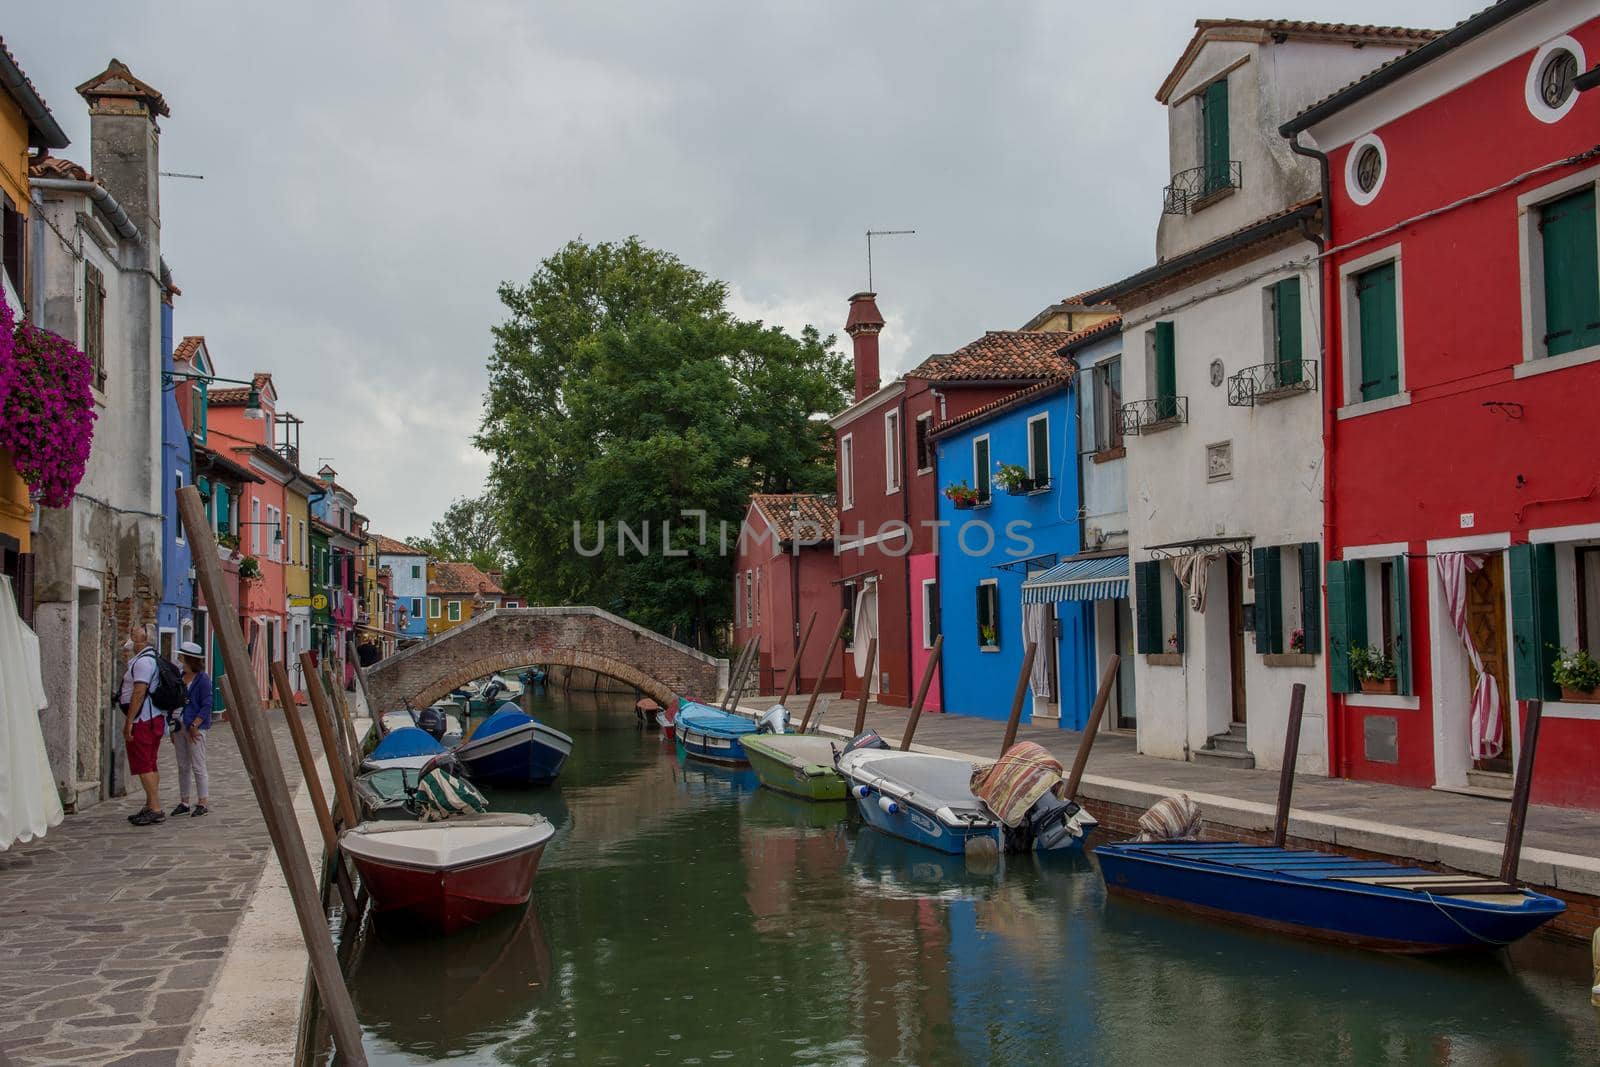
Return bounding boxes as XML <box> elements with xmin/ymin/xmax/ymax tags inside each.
<box><xmin>429</xmin><ymin>561</ymin><xmax>504</xmax><ymax>596</ymax></box>
<box><xmin>912</xmin><ymin>331</ymin><xmax>1070</xmax><ymax>383</ymax></box>
<box><xmin>750</xmin><ymin>493</ymin><xmax>838</xmax><ymax>544</ymax></box>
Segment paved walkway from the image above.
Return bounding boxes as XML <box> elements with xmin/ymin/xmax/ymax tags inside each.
<box><xmin>0</xmin><ymin>711</ymin><xmax>311</xmax><ymax>1067</ymax></box>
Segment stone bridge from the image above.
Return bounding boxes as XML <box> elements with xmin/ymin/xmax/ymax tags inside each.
<box><xmin>366</xmin><ymin>606</ymin><xmax>728</xmax><ymax>712</ymax></box>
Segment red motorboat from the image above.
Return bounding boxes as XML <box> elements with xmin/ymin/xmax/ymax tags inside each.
<box><xmin>340</xmin><ymin>813</ymin><xmax>556</xmax><ymax>934</ymax></box>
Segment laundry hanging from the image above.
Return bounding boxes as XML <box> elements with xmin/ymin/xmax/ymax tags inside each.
<box><xmin>1023</xmin><ymin>603</ymin><xmax>1054</xmax><ymax>701</ymax></box>
<box><xmin>1171</xmin><ymin>549</ymin><xmax>1223</xmax><ymax>613</ymax></box>
<box><xmin>1436</xmin><ymin>552</ymin><xmax>1504</xmax><ymax>761</ymax></box>
<box><xmin>0</xmin><ymin>576</ymin><xmax>64</xmax><ymax>849</ymax></box>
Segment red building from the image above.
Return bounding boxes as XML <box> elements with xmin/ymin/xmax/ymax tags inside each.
<box><xmin>1286</xmin><ymin>0</ymin><xmax>1600</xmax><ymax>807</ymax></box>
<box><xmin>733</xmin><ymin>494</ymin><xmax>842</xmax><ymax>698</ymax></box>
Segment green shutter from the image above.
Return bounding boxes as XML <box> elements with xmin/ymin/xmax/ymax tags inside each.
<box><xmin>1356</xmin><ymin>263</ymin><xmax>1399</xmax><ymax>401</ymax></box>
<box><xmin>1134</xmin><ymin>561</ymin><xmax>1163</xmax><ymax>654</ymax></box>
<box><xmin>1539</xmin><ymin>187</ymin><xmax>1600</xmax><ymax>358</ymax></box>
<box><xmin>1274</xmin><ymin>278</ymin><xmax>1303</xmax><ymax>385</ymax></box>
<box><xmin>1154</xmin><ymin>321</ymin><xmax>1176</xmax><ymax>419</ymax></box>
<box><xmin>1202</xmin><ymin>78</ymin><xmax>1230</xmax><ymax>194</ymax></box>
<box><xmin>1509</xmin><ymin>542</ymin><xmax>1561</xmax><ymax>701</ymax></box>
<box><xmin>1390</xmin><ymin>554</ymin><xmax>1412</xmax><ymax>696</ymax></box>
<box><xmin>975</xmin><ymin>438</ymin><xmax>991</xmax><ymax>502</ymax></box>
<box><xmin>1299</xmin><ymin>542</ymin><xmax>1322</xmax><ymax>654</ymax></box>
<box><xmin>1326</xmin><ymin>559</ymin><xmax>1367</xmax><ymax>693</ymax></box>
<box><xmin>1253</xmin><ymin>546</ymin><xmax>1282</xmax><ymax>654</ymax></box>
<box><xmin>1030</xmin><ymin>416</ymin><xmax>1050</xmax><ymax>486</ymax></box>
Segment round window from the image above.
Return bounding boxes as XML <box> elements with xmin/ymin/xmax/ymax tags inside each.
<box><xmin>1526</xmin><ymin>36</ymin><xmax>1586</xmax><ymax>124</ymax></box>
<box><xmin>1355</xmin><ymin>145</ymin><xmax>1383</xmax><ymax>194</ymax></box>
<box><xmin>1539</xmin><ymin>49</ymin><xmax>1578</xmax><ymax>109</ymax></box>
<box><xmin>1344</xmin><ymin>133</ymin><xmax>1387</xmax><ymax>207</ymax></box>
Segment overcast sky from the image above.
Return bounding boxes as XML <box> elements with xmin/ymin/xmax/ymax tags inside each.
<box><xmin>13</xmin><ymin>1</ymin><xmax>1475</xmax><ymax>539</ymax></box>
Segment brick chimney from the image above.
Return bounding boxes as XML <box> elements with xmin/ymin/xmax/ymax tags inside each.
<box><xmin>844</xmin><ymin>292</ymin><xmax>884</xmax><ymax>402</ymax></box>
<box><xmin>76</xmin><ymin>59</ymin><xmax>168</xmax><ymax>246</ymax></box>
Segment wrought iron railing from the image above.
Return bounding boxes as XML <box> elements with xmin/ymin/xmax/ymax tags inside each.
<box><xmin>1163</xmin><ymin>161</ymin><xmax>1242</xmax><ymax>214</ymax></box>
<box><xmin>1119</xmin><ymin>396</ymin><xmax>1188</xmax><ymax>436</ymax></box>
<box><xmin>1226</xmin><ymin>360</ymin><xmax>1319</xmax><ymax>407</ymax></box>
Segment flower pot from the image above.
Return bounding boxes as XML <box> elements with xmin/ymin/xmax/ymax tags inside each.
<box><xmin>952</xmin><ymin>498</ymin><xmax>976</xmax><ymax>511</ymax></box>
<box><xmin>1358</xmin><ymin>677</ymin><xmax>1396</xmax><ymax>695</ymax></box>
<box><xmin>1559</xmin><ymin>685</ymin><xmax>1600</xmax><ymax>704</ymax></box>
<box><xmin>1004</xmin><ymin>480</ymin><xmax>1035</xmax><ymax>497</ymax></box>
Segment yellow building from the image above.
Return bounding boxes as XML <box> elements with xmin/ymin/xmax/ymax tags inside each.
<box><xmin>426</xmin><ymin>560</ymin><xmax>504</xmax><ymax>636</ymax></box>
<box><xmin>1019</xmin><ymin>291</ymin><xmax>1120</xmax><ymax>335</ymax></box>
<box><xmin>0</xmin><ymin>41</ymin><xmax>72</xmax><ymax>583</ymax></box>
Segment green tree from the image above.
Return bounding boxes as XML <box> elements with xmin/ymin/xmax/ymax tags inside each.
<box><xmin>478</xmin><ymin>237</ymin><xmax>850</xmax><ymax>648</ymax></box>
<box><xmin>407</xmin><ymin>492</ymin><xmax>506</xmax><ymax>576</ymax></box>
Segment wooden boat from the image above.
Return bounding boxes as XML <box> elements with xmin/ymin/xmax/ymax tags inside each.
<box><xmin>1093</xmin><ymin>841</ymin><xmax>1566</xmax><ymax>953</ymax></box>
<box><xmin>455</xmin><ymin>706</ymin><xmax>573</xmax><ymax>786</ymax></box>
<box><xmin>340</xmin><ymin>813</ymin><xmax>555</xmax><ymax>934</ymax></box>
<box><xmin>363</xmin><ymin>726</ymin><xmax>449</xmax><ymax>771</ymax></box>
<box><xmin>742</xmin><ymin>734</ymin><xmax>847</xmax><ymax>801</ymax></box>
<box><xmin>673</xmin><ymin>700</ymin><xmax>759</xmax><ymax>764</ymax></box>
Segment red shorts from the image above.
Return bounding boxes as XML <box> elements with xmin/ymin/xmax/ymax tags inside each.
<box><xmin>127</xmin><ymin>717</ymin><xmax>166</xmax><ymax>775</ymax></box>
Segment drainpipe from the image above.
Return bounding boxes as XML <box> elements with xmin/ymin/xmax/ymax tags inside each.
<box><xmin>29</xmin><ymin>178</ymin><xmax>142</xmax><ymax>244</ymax></box>
<box><xmin>1288</xmin><ymin>130</ymin><xmax>1340</xmax><ymax>777</ymax></box>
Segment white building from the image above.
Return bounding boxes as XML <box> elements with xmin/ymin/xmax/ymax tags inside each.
<box><xmin>1093</xmin><ymin>20</ymin><xmax>1435</xmax><ymax>774</ymax></box>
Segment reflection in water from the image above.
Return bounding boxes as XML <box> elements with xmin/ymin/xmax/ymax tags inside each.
<box><xmin>339</xmin><ymin>691</ymin><xmax>1600</xmax><ymax>1066</ymax></box>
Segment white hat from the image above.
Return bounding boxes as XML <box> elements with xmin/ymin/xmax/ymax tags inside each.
<box><xmin>178</xmin><ymin>641</ymin><xmax>204</xmax><ymax>658</ymax></box>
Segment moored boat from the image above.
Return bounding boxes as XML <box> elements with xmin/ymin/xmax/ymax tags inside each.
<box><xmin>742</xmin><ymin>733</ymin><xmax>847</xmax><ymax>801</ymax></box>
<box><xmin>456</xmin><ymin>705</ymin><xmax>573</xmax><ymax>786</ymax></box>
<box><xmin>339</xmin><ymin>813</ymin><xmax>555</xmax><ymax>934</ymax></box>
<box><xmin>673</xmin><ymin>700</ymin><xmax>759</xmax><ymax>764</ymax></box>
<box><xmin>364</xmin><ymin>726</ymin><xmax>449</xmax><ymax>771</ymax></box>
<box><xmin>354</xmin><ymin>766</ymin><xmax>423</xmax><ymax>820</ymax></box>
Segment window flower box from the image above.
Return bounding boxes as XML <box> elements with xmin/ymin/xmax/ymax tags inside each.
<box><xmin>1559</xmin><ymin>686</ymin><xmax>1599</xmax><ymax>704</ymax></box>
<box><xmin>1358</xmin><ymin>677</ymin><xmax>1397</xmax><ymax>695</ymax></box>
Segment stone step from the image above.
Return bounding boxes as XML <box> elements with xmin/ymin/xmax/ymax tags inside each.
<box><xmin>1465</xmin><ymin>768</ymin><xmax>1514</xmax><ymax>797</ymax></box>
<box><xmin>1207</xmin><ymin>732</ymin><xmax>1252</xmax><ymax>755</ymax></box>
<box><xmin>1193</xmin><ymin>745</ymin><xmax>1256</xmax><ymax>770</ymax></box>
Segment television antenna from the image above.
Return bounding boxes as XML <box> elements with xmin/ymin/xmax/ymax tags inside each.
<box><xmin>866</xmin><ymin>229</ymin><xmax>915</xmax><ymax>291</ymax></box>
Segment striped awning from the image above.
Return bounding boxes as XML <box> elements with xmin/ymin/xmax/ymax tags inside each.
<box><xmin>1020</xmin><ymin>554</ymin><xmax>1129</xmax><ymax>604</ymax></box>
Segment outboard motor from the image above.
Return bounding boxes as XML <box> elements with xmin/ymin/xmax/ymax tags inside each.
<box><xmin>415</xmin><ymin>705</ymin><xmax>447</xmax><ymax>742</ymax></box>
<box><xmin>481</xmin><ymin>679</ymin><xmax>505</xmax><ymax>704</ymax></box>
<box><xmin>756</xmin><ymin>705</ymin><xmax>789</xmax><ymax>735</ymax></box>
<box><xmin>833</xmin><ymin>729</ymin><xmax>890</xmax><ymax>766</ymax></box>
<box><xmin>1023</xmin><ymin>792</ymin><xmax>1097</xmax><ymax>852</ymax></box>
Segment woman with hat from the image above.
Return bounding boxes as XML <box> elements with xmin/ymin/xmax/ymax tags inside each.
<box><xmin>172</xmin><ymin>641</ymin><xmax>213</xmax><ymax>817</ymax></box>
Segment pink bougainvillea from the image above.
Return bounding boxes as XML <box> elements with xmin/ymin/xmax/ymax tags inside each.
<box><xmin>0</xmin><ymin>291</ymin><xmax>98</xmax><ymax>508</ymax></box>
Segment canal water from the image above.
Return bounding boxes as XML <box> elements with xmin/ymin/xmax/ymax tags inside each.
<box><xmin>335</xmin><ymin>690</ymin><xmax>1599</xmax><ymax>1066</ymax></box>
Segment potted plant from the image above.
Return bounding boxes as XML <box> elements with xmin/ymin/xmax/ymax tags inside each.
<box><xmin>239</xmin><ymin>555</ymin><xmax>262</xmax><ymax>581</ymax></box>
<box><xmin>979</xmin><ymin>623</ymin><xmax>998</xmax><ymax>648</ymax></box>
<box><xmin>945</xmin><ymin>480</ymin><xmax>982</xmax><ymax>510</ymax></box>
<box><xmin>1289</xmin><ymin>628</ymin><xmax>1306</xmax><ymax>653</ymax></box>
<box><xmin>1551</xmin><ymin>647</ymin><xmax>1600</xmax><ymax>703</ymax></box>
<box><xmin>1349</xmin><ymin>644</ymin><xmax>1397</xmax><ymax>694</ymax></box>
<box><xmin>994</xmin><ymin>461</ymin><xmax>1034</xmax><ymax>496</ymax></box>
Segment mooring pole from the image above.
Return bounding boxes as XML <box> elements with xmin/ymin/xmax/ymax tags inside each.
<box><xmin>1271</xmin><ymin>683</ymin><xmax>1308</xmax><ymax>848</ymax></box>
<box><xmin>899</xmin><ymin>635</ymin><xmax>944</xmax><ymax>751</ymax></box>
<box><xmin>800</xmin><ymin>609</ymin><xmax>850</xmax><ymax>734</ymax></box>
<box><xmin>1064</xmin><ymin>654</ymin><xmax>1120</xmax><ymax>800</ymax></box>
<box><xmin>1500</xmin><ymin>699</ymin><xmax>1543</xmax><ymax>885</ymax></box>
<box><xmin>999</xmin><ymin>641</ymin><xmax>1039</xmax><ymax>756</ymax></box>
<box><xmin>176</xmin><ymin>485</ymin><xmax>368</xmax><ymax>1065</ymax></box>
<box><xmin>778</xmin><ymin>612</ymin><xmax>818</xmax><ymax>705</ymax></box>
<box><xmin>304</xmin><ymin>655</ymin><xmax>362</xmax><ymax>830</ymax></box>
<box><xmin>730</xmin><ymin>637</ymin><xmax>761</xmax><ymax>713</ymax></box>
<box><xmin>720</xmin><ymin>643</ymin><xmax>754</xmax><ymax>710</ymax></box>
<box><xmin>271</xmin><ymin>662</ymin><xmax>357</xmax><ymax>917</ymax></box>
<box><xmin>852</xmin><ymin>638</ymin><xmax>878</xmax><ymax>736</ymax></box>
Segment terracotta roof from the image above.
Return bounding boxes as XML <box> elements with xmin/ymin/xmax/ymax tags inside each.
<box><xmin>208</xmin><ymin>372</ymin><xmax>272</xmax><ymax>405</ymax></box>
<box><xmin>1158</xmin><ymin>19</ymin><xmax>1441</xmax><ymax>102</ymax></box>
<box><xmin>191</xmin><ymin>443</ymin><xmax>263</xmax><ymax>484</ymax></box>
<box><xmin>1058</xmin><ymin>315</ymin><xmax>1123</xmax><ymax>351</ymax></box>
<box><xmin>173</xmin><ymin>336</ymin><xmax>204</xmax><ymax>362</ymax></box>
<box><xmin>429</xmin><ymin>561</ymin><xmax>504</xmax><ymax>597</ymax></box>
<box><xmin>0</xmin><ymin>37</ymin><xmax>69</xmax><ymax>148</ymax></box>
<box><xmin>371</xmin><ymin>534</ymin><xmax>425</xmax><ymax>557</ymax></box>
<box><xmin>28</xmin><ymin>156</ymin><xmax>91</xmax><ymax>181</ymax></box>
<box><xmin>930</xmin><ymin>375</ymin><xmax>1074</xmax><ymax>439</ymax></box>
<box><xmin>750</xmin><ymin>493</ymin><xmax>837</xmax><ymax>544</ymax></box>
<box><xmin>76</xmin><ymin>59</ymin><xmax>170</xmax><ymax>117</ymax></box>
<box><xmin>912</xmin><ymin>331</ymin><xmax>1070</xmax><ymax>383</ymax></box>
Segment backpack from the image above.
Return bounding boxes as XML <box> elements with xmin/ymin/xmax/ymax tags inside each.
<box><xmin>140</xmin><ymin>649</ymin><xmax>189</xmax><ymax>713</ymax></box>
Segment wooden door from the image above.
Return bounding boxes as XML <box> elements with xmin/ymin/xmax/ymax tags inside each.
<box><xmin>1227</xmin><ymin>554</ymin><xmax>1247</xmax><ymax>725</ymax></box>
<box><xmin>1466</xmin><ymin>555</ymin><xmax>1512</xmax><ymax>773</ymax></box>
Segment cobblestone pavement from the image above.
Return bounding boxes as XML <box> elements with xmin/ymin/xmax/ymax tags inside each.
<box><xmin>0</xmin><ymin>710</ymin><xmax>313</xmax><ymax>1067</ymax></box>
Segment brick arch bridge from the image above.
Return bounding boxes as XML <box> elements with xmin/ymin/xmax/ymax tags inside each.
<box><xmin>366</xmin><ymin>606</ymin><xmax>728</xmax><ymax>712</ymax></box>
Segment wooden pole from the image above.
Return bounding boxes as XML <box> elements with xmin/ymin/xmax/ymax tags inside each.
<box><xmin>270</xmin><ymin>664</ymin><xmax>341</xmax><ymax>863</ymax></box>
<box><xmin>730</xmin><ymin>637</ymin><xmax>761</xmax><ymax>713</ymax></box>
<box><xmin>799</xmin><ymin>610</ymin><xmax>850</xmax><ymax>734</ymax></box>
<box><xmin>852</xmin><ymin>638</ymin><xmax>878</xmax><ymax>736</ymax></box>
<box><xmin>1500</xmin><ymin>699</ymin><xmax>1543</xmax><ymax>885</ymax></box>
<box><xmin>1064</xmin><ymin>654</ymin><xmax>1120</xmax><ymax>800</ymax></box>
<box><xmin>303</xmin><ymin>653</ymin><xmax>362</xmax><ymax>830</ymax></box>
<box><xmin>777</xmin><ymin>612</ymin><xmax>818</xmax><ymax>704</ymax></box>
<box><xmin>720</xmin><ymin>643</ymin><xmax>753</xmax><ymax>709</ymax></box>
<box><xmin>326</xmin><ymin>665</ymin><xmax>363</xmax><ymax>768</ymax></box>
<box><xmin>899</xmin><ymin>635</ymin><xmax>944</xmax><ymax>751</ymax></box>
<box><xmin>1271</xmin><ymin>683</ymin><xmax>1308</xmax><ymax>848</ymax></box>
<box><xmin>999</xmin><ymin>641</ymin><xmax>1039</xmax><ymax>756</ymax></box>
<box><xmin>175</xmin><ymin>486</ymin><xmax>367</xmax><ymax>1065</ymax></box>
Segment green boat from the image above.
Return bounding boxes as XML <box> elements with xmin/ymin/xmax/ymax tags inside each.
<box><xmin>742</xmin><ymin>734</ymin><xmax>848</xmax><ymax>802</ymax></box>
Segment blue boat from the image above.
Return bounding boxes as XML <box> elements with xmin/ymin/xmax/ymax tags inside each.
<box><xmin>363</xmin><ymin>726</ymin><xmax>448</xmax><ymax>772</ymax></box>
<box><xmin>673</xmin><ymin>700</ymin><xmax>759</xmax><ymax>764</ymax></box>
<box><xmin>1093</xmin><ymin>841</ymin><xmax>1566</xmax><ymax>953</ymax></box>
<box><xmin>456</xmin><ymin>705</ymin><xmax>573</xmax><ymax>787</ymax></box>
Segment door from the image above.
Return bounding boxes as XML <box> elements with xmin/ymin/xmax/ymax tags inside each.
<box><xmin>1114</xmin><ymin>597</ymin><xmax>1137</xmax><ymax>729</ymax></box>
<box><xmin>1227</xmin><ymin>554</ymin><xmax>1248</xmax><ymax>725</ymax></box>
<box><xmin>853</xmin><ymin>583</ymin><xmax>879</xmax><ymax>696</ymax></box>
<box><xmin>1467</xmin><ymin>554</ymin><xmax>1513</xmax><ymax>774</ymax></box>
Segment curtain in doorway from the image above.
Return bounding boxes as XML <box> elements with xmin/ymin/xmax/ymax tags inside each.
<box><xmin>1172</xmin><ymin>549</ymin><xmax>1222</xmax><ymax>612</ymax></box>
<box><xmin>852</xmin><ymin>584</ymin><xmax>878</xmax><ymax>693</ymax></box>
<box><xmin>1024</xmin><ymin>603</ymin><xmax>1054</xmax><ymax>701</ymax></box>
<box><xmin>1436</xmin><ymin>552</ymin><xmax>1503</xmax><ymax>760</ymax></box>
<box><xmin>0</xmin><ymin>575</ymin><xmax>63</xmax><ymax>848</ymax></box>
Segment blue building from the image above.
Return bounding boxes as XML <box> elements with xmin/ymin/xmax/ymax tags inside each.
<box><xmin>156</xmin><ymin>283</ymin><xmax>196</xmax><ymax>659</ymax></box>
<box><xmin>932</xmin><ymin>376</ymin><xmax>1097</xmax><ymax>728</ymax></box>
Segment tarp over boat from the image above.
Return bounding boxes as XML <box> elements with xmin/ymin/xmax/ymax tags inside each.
<box><xmin>368</xmin><ymin>727</ymin><xmax>447</xmax><ymax>763</ymax></box>
<box><xmin>970</xmin><ymin>742</ymin><xmax>1064</xmax><ymax>828</ymax></box>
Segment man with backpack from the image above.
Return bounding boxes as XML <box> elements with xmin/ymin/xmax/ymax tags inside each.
<box><xmin>119</xmin><ymin>623</ymin><xmax>186</xmax><ymax>827</ymax></box>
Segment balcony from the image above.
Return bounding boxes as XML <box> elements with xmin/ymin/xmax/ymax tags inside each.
<box><xmin>1119</xmin><ymin>396</ymin><xmax>1188</xmax><ymax>437</ymax></box>
<box><xmin>1227</xmin><ymin>360</ymin><xmax>1319</xmax><ymax>407</ymax></box>
<box><xmin>1163</xmin><ymin>161</ymin><xmax>1242</xmax><ymax>215</ymax></box>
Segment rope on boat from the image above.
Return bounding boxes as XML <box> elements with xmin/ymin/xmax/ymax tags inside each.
<box><xmin>1422</xmin><ymin>892</ymin><xmax>1516</xmax><ymax>948</ymax></box>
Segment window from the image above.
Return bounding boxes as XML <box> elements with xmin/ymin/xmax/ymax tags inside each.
<box><xmin>84</xmin><ymin>262</ymin><xmax>106</xmax><ymax>389</ymax></box>
<box><xmin>1268</xmin><ymin>278</ymin><xmax>1303</xmax><ymax>386</ymax></box>
<box><xmin>191</xmin><ymin>384</ymin><xmax>208</xmax><ymax>440</ymax></box>
<box><xmin>173</xmin><ymin>472</ymin><xmax>185</xmax><ymax>545</ymax></box>
<box><xmin>1151</xmin><ymin>322</ymin><xmax>1177</xmax><ymax>419</ymax></box>
<box><xmin>839</xmin><ymin>434</ymin><xmax>854</xmax><ymax>510</ymax></box>
<box><xmin>915</xmin><ymin>413</ymin><xmax>933</xmax><ymax>473</ymax></box>
<box><xmin>1539</xmin><ymin>49</ymin><xmax>1578</xmax><ymax>109</ymax></box>
<box><xmin>429</xmin><ymin>597</ymin><xmax>441</xmax><ymax>619</ymax></box>
<box><xmin>410</xmin><ymin>597</ymin><xmax>423</xmax><ymax>620</ymax></box>
<box><xmin>1026</xmin><ymin>413</ymin><xmax>1050</xmax><ymax>488</ymax></box>
<box><xmin>743</xmin><ymin>571</ymin><xmax>752</xmax><ymax>625</ymax></box>
<box><xmin>1325</xmin><ymin>554</ymin><xmax>1412</xmax><ymax>695</ymax></box>
<box><xmin>267</xmin><ymin>506</ymin><xmax>280</xmax><ymax>561</ymax></box>
<box><xmin>213</xmin><ymin>484</ymin><xmax>231</xmax><ymax>536</ymax></box>
<box><xmin>1526</xmin><ymin>37</ymin><xmax>1585</xmax><ymax>124</ymax></box>
<box><xmin>1200</xmin><ymin>77</ymin><xmax>1230</xmax><ymax>195</ymax></box>
<box><xmin>1091</xmin><ymin>358</ymin><xmax>1123</xmax><ymax>453</ymax></box>
<box><xmin>884</xmin><ymin>409</ymin><xmax>902</xmax><ymax>493</ymax></box>
<box><xmin>251</xmin><ymin>498</ymin><xmax>261</xmax><ymax>554</ymax></box>
<box><xmin>447</xmin><ymin>600</ymin><xmax>461</xmax><ymax>622</ymax></box>
<box><xmin>976</xmin><ymin>580</ymin><xmax>999</xmax><ymax>649</ymax></box>
<box><xmin>504</xmin><ymin>600</ymin><xmax>520</xmax><ymax>608</ymax></box>
<box><xmin>411</xmin><ymin>564</ymin><xmax>422</xmax><ymax>579</ymax></box>
<box><xmin>1252</xmin><ymin>543</ymin><xmax>1321</xmax><ymax>656</ymax></box>
<box><xmin>921</xmin><ymin>579</ymin><xmax>940</xmax><ymax>649</ymax></box>
<box><xmin>1537</xmin><ymin>186</ymin><xmax>1599</xmax><ymax>359</ymax></box>
<box><xmin>1</xmin><ymin>192</ymin><xmax>24</xmax><ymax>298</ymax></box>
<box><xmin>1354</xmin><ymin>261</ymin><xmax>1400</xmax><ymax>402</ymax></box>
<box><xmin>973</xmin><ymin>435</ymin><xmax>991</xmax><ymax>504</ymax></box>
<box><xmin>1576</xmin><ymin>547</ymin><xmax>1600</xmax><ymax>657</ymax></box>
<box><xmin>754</xmin><ymin>568</ymin><xmax>760</xmax><ymax>625</ymax></box>
<box><xmin>1344</xmin><ymin>134</ymin><xmax>1388</xmax><ymax>206</ymax></box>
<box><xmin>842</xmin><ymin>583</ymin><xmax>857</xmax><ymax>649</ymax></box>
<box><xmin>1134</xmin><ymin>560</ymin><xmax>1186</xmax><ymax>656</ymax></box>
<box><xmin>299</xmin><ymin>520</ymin><xmax>307</xmax><ymax>566</ymax></box>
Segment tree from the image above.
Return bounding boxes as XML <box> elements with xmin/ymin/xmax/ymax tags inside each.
<box><xmin>478</xmin><ymin>237</ymin><xmax>851</xmax><ymax>648</ymax></box>
<box><xmin>407</xmin><ymin>492</ymin><xmax>506</xmax><ymax>576</ymax></box>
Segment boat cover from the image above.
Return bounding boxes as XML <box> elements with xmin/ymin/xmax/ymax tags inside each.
<box><xmin>840</xmin><ymin>751</ymin><xmax>985</xmax><ymax>809</ymax></box>
<box><xmin>370</xmin><ymin>727</ymin><xmax>447</xmax><ymax>762</ymax></box>
<box><xmin>414</xmin><ymin>767</ymin><xmax>489</xmax><ymax>821</ymax></box>
<box><xmin>677</xmin><ymin>700</ymin><xmax>759</xmax><ymax>737</ymax></box>
<box><xmin>473</xmin><ymin>707</ymin><xmax>536</xmax><ymax>741</ymax></box>
<box><xmin>341</xmin><ymin>812</ymin><xmax>554</xmax><ymax>868</ymax></box>
<box><xmin>743</xmin><ymin>734</ymin><xmax>840</xmax><ymax>770</ymax></box>
<box><xmin>970</xmin><ymin>742</ymin><xmax>1064</xmax><ymax>828</ymax></box>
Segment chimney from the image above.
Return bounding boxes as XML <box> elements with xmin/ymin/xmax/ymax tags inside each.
<box><xmin>76</xmin><ymin>59</ymin><xmax>169</xmax><ymax>246</ymax></box>
<box><xmin>844</xmin><ymin>292</ymin><xmax>884</xmax><ymax>403</ymax></box>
